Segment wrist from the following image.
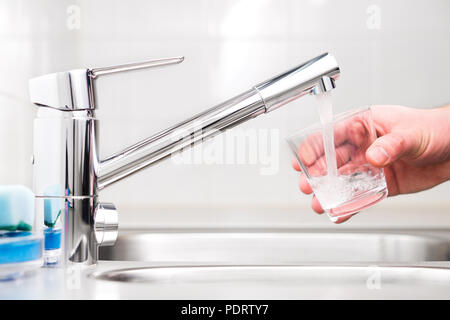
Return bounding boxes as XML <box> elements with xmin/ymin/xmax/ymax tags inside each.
<box><xmin>429</xmin><ymin>104</ymin><xmax>450</xmax><ymax>162</ymax></box>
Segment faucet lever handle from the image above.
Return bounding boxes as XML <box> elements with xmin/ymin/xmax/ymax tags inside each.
<box><xmin>89</xmin><ymin>56</ymin><xmax>184</xmax><ymax>78</ymax></box>
<box><xmin>29</xmin><ymin>56</ymin><xmax>184</xmax><ymax>111</ymax></box>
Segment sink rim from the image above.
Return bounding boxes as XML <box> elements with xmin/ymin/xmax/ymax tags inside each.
<box><xmin>99</xmin><ymin>229</ymin><xmax>450</xmax><ymax>263</ymax></box>
<box><xmin>111</xmin><ymin>229</ymin><xmax>449</xmax><ymax>241</ymax></box>
<box><xmin>107</xmin><ymin>228</ymin><xmax>450</xmax><ymax>245</ymax></box>
<box><xmin>92</xmin><ymin>264</ymin><xmax>450</xmax><ymax>284</ymax></box>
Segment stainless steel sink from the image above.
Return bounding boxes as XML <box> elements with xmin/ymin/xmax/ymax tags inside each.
<box><xmin>91</xmin><ymin>264</ymin><xmax>450</xmax><ymax>299</ymax></box>
<box><xmin>99</xmin><ymin>229</ymin><xmax>449</xmax><ymax>263</ymax></box>
<box><xmin>95</xmin><ymin>229</ymin><xmax>450</xmax><ymax>298</ymax></box>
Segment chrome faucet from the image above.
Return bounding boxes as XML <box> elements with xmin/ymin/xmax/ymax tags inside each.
<box><xmin>29</xmin><ymin>52</ymin><xmax>340</xmax><ymax>266</ymax></box>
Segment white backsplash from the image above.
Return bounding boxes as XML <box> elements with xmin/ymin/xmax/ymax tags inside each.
<box><xmin>1</xmin><ymin>0</ymin><xmax>449</xmax><ymax>227</ymax></box>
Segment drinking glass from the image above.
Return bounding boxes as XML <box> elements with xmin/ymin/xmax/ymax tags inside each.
<box><xmin>287</xmin><ymin>107</ymin><xmax>388</xmax><ymax>222</ymax></box>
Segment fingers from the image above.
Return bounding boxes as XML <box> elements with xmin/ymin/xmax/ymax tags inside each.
<box><xmin>291</xmin><ymin>156</ymin><xmax>301</xmax><ymax>171</ymax></box>
<box><xmin>311</xmin><ymin>195</ymin><xmax>324</xmax><ymax>214</ymax></box>
<box><xmin>303</xmin><ymin>142</ymin><xmax>357</xmax><ymax>176</ymax></box>
<box><xmin>311</xmin><ymin>197</ymin><xmax>353</xmax><ymax>223</ymax></box>
<box><xmin>297</xmin><ymin>132</ymin><xmax>324</xmax><ymax>166</ymax></box>
<box><xmin>293</xmin><ymin>121</ymin><xmax>368</xmax><ymax>172</ymax></box>
<box><xmin>347</xmin><ymin>118</ymin><xmax>370</xmax><ymax>148</ymax></box>
<box><xmin>296</xmin><ymin>142</ymin><xmax>358</xmax><ymax>196</ymax></box>
<box><xmin>366</xmin><ymin>130</ymin><xmax>424</xmax><ymax>167</ymax></box>
<box><xmin>310</xmin><ymin>192</ymin><xmax>353</xmax><ymax>223</ymax></box>
<box><xmin>299</xmin><ymin>173</ymin><xmax>313</xmax><ymax>194</ymax></box>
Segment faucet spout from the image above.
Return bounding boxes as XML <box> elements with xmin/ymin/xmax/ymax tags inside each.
<box><xmin>97</xmin><ymin>88</ymin><xmax>266</xmax><ymax>189</ymax></box>
<box><xmin>97</xmin><ymin>52</ymin><xmax>340</xmax><ymax>189</ymax></box>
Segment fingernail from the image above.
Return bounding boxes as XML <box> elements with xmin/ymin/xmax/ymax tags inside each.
<box><xmin>368</xmin><ymin>146</ymin><xmax>389</xmax><ymax>164</ymax></box>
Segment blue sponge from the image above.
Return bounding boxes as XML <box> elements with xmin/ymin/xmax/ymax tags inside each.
<box><xmin>0</xmin><ymin>231</ymin><xmax>42</xmax><ymax>263</ymax></box>
<box><xmin>0</xmin><ymin>185</ymin><xmax>34</xmax><ymax>231</ymax></box>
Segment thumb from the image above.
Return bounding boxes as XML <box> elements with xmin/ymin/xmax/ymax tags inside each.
<box><xmin>366</xmin><ymin>130</ymin><xmax>423</xmax><ymax>167</ymax></box>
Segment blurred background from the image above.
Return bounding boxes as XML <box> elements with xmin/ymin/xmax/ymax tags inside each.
<box><xmin>0</xmin><ymin>0</ymin><xmax>449</xmax><ymax>229</ymax></box>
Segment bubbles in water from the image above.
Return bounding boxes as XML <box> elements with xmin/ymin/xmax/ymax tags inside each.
<box><xmin>309</xmin><ymin>171</ymin><xmax>386</xmax><ymax>210</ymax></box>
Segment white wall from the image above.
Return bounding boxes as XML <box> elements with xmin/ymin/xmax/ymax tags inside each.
<box><xmin>1</xmin><ymin>0</ymin><xmax>449</xmax><ymax>228</ymax></box>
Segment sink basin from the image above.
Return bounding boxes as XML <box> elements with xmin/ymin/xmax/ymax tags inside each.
<box><xmin>92</xmin><ymin>264</ymin><xmax>450</xmax><ymax>299</ymax></box>
<box><xmin>99</xmin><ymin>229</ymin><xmax>449</xmax><ymax>263</ymax></box>
<box><xmin>95</xmin><ymin>229</ymin><xmax>450</xmax><ymax>298</ymax></box>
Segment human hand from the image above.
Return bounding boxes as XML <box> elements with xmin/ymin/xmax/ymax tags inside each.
<box><xmin>292</xmin><ymin>104</ymin><xmax>450</xmax><ymax>223</ymax></box>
